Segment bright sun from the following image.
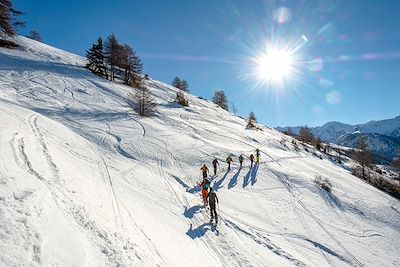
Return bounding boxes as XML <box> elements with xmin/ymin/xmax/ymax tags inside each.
<box><xmin>255</xmin><ymin>48</ymin><xmax>295</xmax><ymax>85</ymax></box>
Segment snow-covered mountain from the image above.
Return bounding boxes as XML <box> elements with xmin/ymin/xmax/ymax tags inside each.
<box><xmin>277</xmin><ymin>117</ymin><xmax>400</xmax><ymax>162</ymax></box>
<box><xmin>1</xmin><ymin>36</ymin><xmax>399</xmax><ymax>266</ymax></box>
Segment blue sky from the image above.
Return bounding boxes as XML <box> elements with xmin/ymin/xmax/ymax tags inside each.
<box><xmin>15</xmin><ymin>0</ymin><xmax>400</xmax><ymax>127</ymax></box>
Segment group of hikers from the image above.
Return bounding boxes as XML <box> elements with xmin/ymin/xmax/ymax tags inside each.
<box><xmin>197</xmin><ymin>149</ymin><xmax>261</xmax><ymax>223</ymax></box>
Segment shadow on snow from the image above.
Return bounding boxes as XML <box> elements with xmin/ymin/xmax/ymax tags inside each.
<box><xmin>186</xmin><ymin>223</ymin><xmax>216</xmax><ymax>239</ymax></box>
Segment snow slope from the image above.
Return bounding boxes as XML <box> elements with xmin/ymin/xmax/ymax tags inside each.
<box><xmin>1</xmin><ymin>36</ymin><xmax>400</xmax><ymax>267</ymax></box>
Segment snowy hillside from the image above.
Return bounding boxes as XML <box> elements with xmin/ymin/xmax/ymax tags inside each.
<box><xmin>1</xmin><ymin>36</ymin><xmax>400</xmax><ymax>267</ymax></box>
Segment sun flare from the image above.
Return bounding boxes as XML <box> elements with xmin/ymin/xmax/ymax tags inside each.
<box><xmin>255</xmin><ymin>48</ymin><xmax>295</xmax><ymax>85</ymax></box>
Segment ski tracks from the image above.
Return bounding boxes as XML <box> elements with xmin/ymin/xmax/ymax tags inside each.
<box><xmin>221</xmin><ymin>216</ymin><xmax>307</xmax><ymax>267</ymax></box>
<box><xmin>9</xmin><ymin>114</ymin><xmax>145</xmax><ymax>265</ymax></box>
<box><xmin>270</xmin><ymin>170</ymin><xmax>364</xmax><ymax>267</ymax></box>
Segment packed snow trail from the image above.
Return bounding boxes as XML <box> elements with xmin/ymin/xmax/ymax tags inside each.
<box><xmin>1</xmin><ymin>36</ymin><xmax>400</xmax><ymax>266</ymax></box>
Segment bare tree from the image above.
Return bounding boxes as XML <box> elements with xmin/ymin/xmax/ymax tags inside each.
<box><xmin>104</xmin><ymin>33</ymin><xmax>120</xmax><ymax>81</ymax></box>
<box><xmin>353</xmin><ymin>135</ymin><xmax>373</xmax><ymax>179</ymax></box>
<box><xmin>315</xmin><ymin>137</ymin><xmax>323</xmax><ymax>151</ymax></box>
<box><xmin>298</xmin><ymin>126</ymin><xmax>315</xmax><ymax>144</ymax></box>
<box><xmin>27</xmin><ymin>30</ymin><xmax>41</xmax><ymax>42</ymax></box>
<box><xmin>120</xmin><ymin>44</ymin><xmax>142</xmax><ymax>85</ymax></box>
<box><xmin>335</xmin><ymin>147</ymin><xmax>342</xmax><ymax>164</ymax></box>
<box><xmin>284</xmin><ymin>127</ymin><xmax>293</xmax><ymax>136</ymax></box>
<box><xmin>230</xmin><ymin>102</ymin><xmax>238</xmax><ymax>115</ymax></box>
<box><xmin>212</xmin><ymin>90</ymin><xmax>229</xmax><ymax>111</ymax></box>
<box><xmin>128</xmin><ymin>78</ymin><xmax>156</xmax><ymax>116</ymax></box>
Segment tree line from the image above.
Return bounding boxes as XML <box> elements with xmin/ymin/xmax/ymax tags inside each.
<box><xmin>86</xmin><ymin>33</ymin><xmax>157</xmax><ymax>116</ymax></box>
<box><xmin>86</xmin><ymin>34</ymin><xmax>142</xmax><ymax>84</ymax></box>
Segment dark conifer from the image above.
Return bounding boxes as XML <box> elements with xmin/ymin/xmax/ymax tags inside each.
<box><xmin>86</xmin><ymin>37</ymin><xmax>107</xmax><ymax>78</ymax></box>
<box><xmin>27</xmin><ymin>30</ymin><xmax>41</xmax><ymax>42</ymax></box>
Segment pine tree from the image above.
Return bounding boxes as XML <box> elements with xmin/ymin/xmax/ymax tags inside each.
<box><xmin>104</xmin><ymin>33</ymin><xmax>120</xmax><ymax>81</ymax></box>
<box><xmin>353</xmin><ymin>135</ymin><xmax>373</xmax><ymax>179</ymax></box>
<box><xmin>246</xmin><ymin>111</ymin><xmax>257</xmax><ymax>128</ymax></box>
<box><xmin>128</xmin><ymin>77</ymin><xmax>156</xmax><ymax>116</ymax></box>
<box><xmin>86</xmin><ymin>37</ymin><xmax>107</xmax><ymax>78</ymax></box>
<box><xmin>180</xmin><ymin>79</ymin><xmax>189</xmax><ymax>92</ymax></box>
<box><xmin>27</xmin><ymin>30</ymin><xmax>41</xmax><ymax>42</ymax></box>
<box><xmin>212</xmin><ymin>90</ymin><xmax>229</xmax><ymax>111</ymax></box>
<box><xmin>172</xmin><ymin>77</ymin><xmax>181</xmax><ymax>89</ymax></box>
<box><xmin>0</xmin><ymin>0</ymin><xmax>24</xmax><ymax>37</ymax></box>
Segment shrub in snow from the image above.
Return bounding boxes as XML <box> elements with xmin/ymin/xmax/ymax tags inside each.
<box><xmin>279</xmin><ymin>137</ymin><xmax>288</xmax><ymax>148</ymax></box>
<box><xmin>292</xmin><ymin>140</ymin><xmax>300</xmax><ymax>151</ymax></box>
<box><xmin>176</xmin><ymin>92</ymin><xmax>189</xmax><ymax>106</ymax></box>
<box><xmin>314</xmin><ymin>175</ymin><xmax>332</xmax><ymax>193</ymax></box>
<box><xmin>246</xmin><ymin>112</ymin><xmax>257</xmax><ymax>129</ymax></box>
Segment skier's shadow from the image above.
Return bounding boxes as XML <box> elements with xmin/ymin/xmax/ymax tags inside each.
<box><xmin>186</xmin><ymin>223</ymin><xmax>213</xmax><ymax>239</ymax></box>
<box><xmin>250</xmin><ymin>164</ymin><xmax>259</xmax><ymax>186</ymax></box>
<box><xmin>187</xmin><ymin>186</ymin><xmax>200</xmax><ymax>194</ymax></box>
<box><xmin>183</xmin><ymin>205</ymin><xmax>202</xmax><ymax>219</ymax></box>
<box><xmin>213</xmin><ymin>171</ymin><xmax>229</xmax><ymax>191</ymax></box>
<box><xmin>228</xmin><ymin>168</ymin><xmax>241</xmax><ymax>189</ymax></box>
<box><xmin>243</xmin><ymin>168</ymin><xmax>252</xmax><ymax>188</ymax></box>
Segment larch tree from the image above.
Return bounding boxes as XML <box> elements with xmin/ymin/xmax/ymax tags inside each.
<box><xmin>129</xmin><ymin>77</ymin><xmax>156</xmax><ymax>116</ymax></box>
<box><xmin>0</xmin><ymin>0</ymin><xmax>24</xmax><ymax>37</ymax></box>
<box><xmin>172</xmin><ymin>77</ymin><xmax>181</xmax><ymax>89</ymax></box>
<box><xmin>120</xmin><ymin>44</ymin><xmax>142</xmax><ymax>85</ymax></box>
<box><xmin>180</xmin><ymin>79</ymin><xmax>189</xmax><ymax>92</ymax></box>
<box><xmin>171</xmin><ymin>77</ymin><xmax>189</xmax><ymax>92</ymax></box>
<box><xmin>299</xmin><ymin>126</ymin><xmax>315</xmax><ymax>144</ymax></box>
<box><xmin>27</xmin><ymin>30</ymin><xmax>41</xmax><ymax>42</ymax></box>
<box><xmin>212</xmin><ymin>90</ymin><xmax>229</xmax><ymax>111</ymax></box>
<box><xmin>104</xmin><ymin>33</ymin><xmax>121</xmax><ymax>81</ymax></box>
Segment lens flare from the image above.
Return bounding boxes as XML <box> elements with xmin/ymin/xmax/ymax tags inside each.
<box><xmin>255</xmin><ymin>48</ymin><xmax>295</xmax><ymax>84</ymax></box>
<box><xmin>273</xmin><ymin>7</ymin><xmax>292</xmax><ymax>24</ymax></box>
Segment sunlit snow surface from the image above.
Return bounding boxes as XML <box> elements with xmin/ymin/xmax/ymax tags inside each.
<box><xmin>0</xmin><ymin>36</ymin><xmax>399</xmax><ymax>266</ymax></box>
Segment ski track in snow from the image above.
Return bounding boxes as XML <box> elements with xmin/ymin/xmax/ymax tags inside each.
<box><xmin>269</xmin><ymin>169</ymin><xmax>364</xmax><ymax>267</ymax></box>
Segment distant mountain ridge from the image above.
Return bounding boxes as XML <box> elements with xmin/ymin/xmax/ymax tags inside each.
<box><xmin>276</xmin><ymin>115</ymin><xmax>400</xmax><ymax>163</ymax></box>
